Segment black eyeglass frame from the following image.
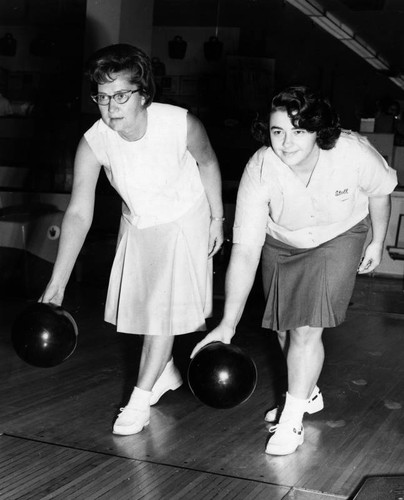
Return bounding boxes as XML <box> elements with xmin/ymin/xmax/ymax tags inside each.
<box><xmin>91</xmin><ymin>89</ymin><xmax>141</xmax><ymax>106</ymax></box>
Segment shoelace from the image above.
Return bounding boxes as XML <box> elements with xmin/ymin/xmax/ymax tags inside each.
<box><xmin>269</xmin><ymin>422</ymin><xmax>303</xmax><ymax>435</ymax></box>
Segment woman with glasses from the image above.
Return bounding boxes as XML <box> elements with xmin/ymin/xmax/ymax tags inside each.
<box><xmin>191</xmin><ymin>85</ymin><xmax>397</xmax><ymax>455</ymax></box>
<box><xmin>40</xmin><ymin>43</ymin><xmax>224</xmax><ymax>435</ymax></box>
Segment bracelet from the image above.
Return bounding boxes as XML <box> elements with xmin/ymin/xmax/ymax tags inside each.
<box><xmin>211</xmin><ymin>217</ymin><xmax>226</xmax><ymax>222</ymax></box>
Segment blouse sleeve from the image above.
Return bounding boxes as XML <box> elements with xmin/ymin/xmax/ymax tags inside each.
<box><xmin>232</xmin><ymin>147</ymin><xmax>271</xmax><ymax>247</ymax></box>
<box><xmin>356</xmin><ymin>134</ymin><xmax>397</xmax><ymax>196</ymax></box>
<box><xmin>84</xmin><ymin>119</ymin><xmax>110</xmax><ymax>169</ymax></box>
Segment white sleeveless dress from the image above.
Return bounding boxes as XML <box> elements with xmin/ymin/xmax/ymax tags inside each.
<box><xmin>84</xmin><ymin>103</ymin><xmax>213</xmax><ymax>335</ymax></box>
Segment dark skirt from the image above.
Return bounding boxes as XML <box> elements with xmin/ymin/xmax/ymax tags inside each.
<box><xmin>261</xmin><ymin>217</ymin><xmax>370</xmax><ymax>331</ymax></box>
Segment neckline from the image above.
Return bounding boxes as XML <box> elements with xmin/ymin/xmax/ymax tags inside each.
<box><xmin>305</xmin><ymin>151</ymin><xmax>320</xmax><ymax>188</ymax></box>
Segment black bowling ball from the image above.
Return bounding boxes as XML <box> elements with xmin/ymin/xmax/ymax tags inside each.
<box><xmin>11</xmin><ymin>302</ymin><xmax>78</xmax><ymax>368</ymax></box>
<box><xmin>188</xmin><ymin>342</ymin><xmax>257</xmax><ymax>409</ymax></box>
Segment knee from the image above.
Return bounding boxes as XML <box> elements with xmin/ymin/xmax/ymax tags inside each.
<box><xmin>142</xmin><ymin>334</ymin><xmax>175</xmax><ymax>351</ymax></box>
<box><xmin>290</xmin><ymin>326</ymin><xmax>323</xmax><ymax>347</ymax></box>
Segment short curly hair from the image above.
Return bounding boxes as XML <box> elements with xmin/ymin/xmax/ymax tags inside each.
<box><xmin>85</xmin><ymin>43</ymin><xmax>155</xmax><ymax>107</ymax></box>
<box><xmin>252</xmin><ymin>86</ymin><xmax>341</xmax><ymax>150</ymax></box>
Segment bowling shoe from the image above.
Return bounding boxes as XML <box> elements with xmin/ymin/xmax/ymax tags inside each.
<box><xmin>113</xmin><ymin>406</ymin><xmax>150</xmax><ymax>435</ymax></box>
<box><xmin>265</xmin><ymin>386</ymin><xmax>323</xmax><ymax>423</ymax></box>
<box><xmin>265</xmin><ymin>421</ymin><xmax>304</xmax><ymax>455</ymax></box>
<box><xmin>150</xmin><ymin>358</ymin><xmax>183</xmax><ymax>406</ymax></box>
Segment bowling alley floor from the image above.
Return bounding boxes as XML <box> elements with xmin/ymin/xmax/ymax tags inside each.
<box><xmin>1</xmin><ymin>272</ymin><xmax>404</xmax><ymax>499</ymax></box>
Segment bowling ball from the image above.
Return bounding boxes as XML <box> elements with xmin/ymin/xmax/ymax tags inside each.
<box><xmin>11</xmin><ymin>302</ymin><xmax>78</xmax><ymax>368</ymax></box>
<box><xmin>187</xmin><ymin>342</ymin><xmax>257</xmax><ymax>409</ymax></box>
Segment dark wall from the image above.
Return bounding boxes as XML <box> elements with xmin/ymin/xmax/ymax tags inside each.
<box><xmin>153</xmin><ymin>0</ymin><xmax>404</xmax><ymax>131</ymax></box>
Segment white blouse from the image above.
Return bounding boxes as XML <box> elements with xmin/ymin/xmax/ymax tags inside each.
<box><xmin>84</xmin><ymin>102</ymin><xmax>205</xmax><ymax>228</ymax></box>
<box><xmin>233</xmin><ymin>130</ymin><xmax>398</xmax><ymax>248</ymax></box>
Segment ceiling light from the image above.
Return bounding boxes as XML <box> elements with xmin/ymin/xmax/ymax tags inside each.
<box><xmin>286</xmin><ymin>0</ymin><xmax>323</xmax><ymax>16</ymax></box>
<box><xmin>389</xmin><ymin>76</ymin><xmax>404</xmax><ymax>89</ymax></box>
<box><xmin>366</xmin><ymin>58</ymin><xmax>390</xmax><ymax>71</ymax></box>
<box><xmin>341</xmin><ymin>38</ymin><xmax>376</xmax><ymax>58</ymax></box>
<box><xmin>311</xmin><ymin>16</ymin><xmax>351</xmax><ymax>39</ymax></box>
<box><xmin>325</xmin><ymin>12</ymin><xmax>354</xmax><ymax>37</ymax></box>
<box><xmin>284</xmin><ymin>0</ymin><xmax>404</xmax><ymax>91</ymax></box>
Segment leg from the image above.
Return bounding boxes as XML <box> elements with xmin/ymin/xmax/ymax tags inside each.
<box><xmin>265</xmin><ymin>327</ymin><xmax>323</xmax><ymax>423</ymax></box>
<box><xmin>266</xmin><ymin>325</ymin><xmax>324</xmax><ymax>455</ymax></box>
<box><xmin>137</xmin><ymin>335</ymin><xmax>175</xmax><ymax>391</ymax></box>
<box><xmin>263</xmin><ymin>330</ymin><xmax>288</xmax><ymax>423</ymax></box>
<box><xmin>113</xmin><ymin>335</ymin><xmax>175</xmax><ymax>436</ymax></box>
<box><xmin>287</xmin><ymin>325</ymin><xmax>324</xmax><ymax>400</ymax></box>
<box><xmin>138</xmin><ymin>334</ymin><xmax>183</xmax><ymax>406</ymax></box>
<box><xmin>276</xmin><ymin>330</ymin><xmax>289</xmax><ymax>354</ymax></box>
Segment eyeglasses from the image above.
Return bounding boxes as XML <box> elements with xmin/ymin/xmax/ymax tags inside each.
<box><xmin>91</xmin><ymin>89</ymin><xmax>140</xmax><ymax>106</ymax></box>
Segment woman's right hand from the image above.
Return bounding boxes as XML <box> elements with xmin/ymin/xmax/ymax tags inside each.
<box><xmin>39</xmin><ymin>282</ymin><xmax>65</xmax><ymax>306</ymax></box>
<box><xmin>190</xmin><ymin>322</ymin><xmax>235</xmax><ymax>358</ymax></box>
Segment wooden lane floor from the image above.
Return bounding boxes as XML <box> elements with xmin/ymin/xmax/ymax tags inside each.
<box><xmin>0</xmin><ymin>277</ymin><xmax>403</xmax><ymax>499</ymax></box>
<box><xmin>0</xmin><ymin>434</ymin><xmax>292</xmax><ymax>500</ymax></box>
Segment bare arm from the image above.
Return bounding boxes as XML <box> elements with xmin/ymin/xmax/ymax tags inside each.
<box><xmin>358</xmin><ymin>194</ymin><xmax>391</xmax><ymax>274</ymax></box>
<box><xmin>191</xmin><ymin>242</ymin><xmax>262</xmax><ymax>356</ymax></box>
<box><xmin>40</xmin><ymin>137</ymin><xmax>102</xmax><ymax>304</ymax></box>
<box><xmin>187</xmin><ymin>113</ymin><xmax>224</xmax><ymax>257</ymax></box>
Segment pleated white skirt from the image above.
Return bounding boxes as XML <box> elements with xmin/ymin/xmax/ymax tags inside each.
<box><xmin>104</xmin><ymin>194</ymin><xmax>213</xmax><ymax>335</ymax></box>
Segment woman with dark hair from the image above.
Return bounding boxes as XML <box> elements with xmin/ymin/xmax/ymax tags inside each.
<box><xmin>192</xmin><ymin>86</ymin><xmax>397</xmax><ymax>455</ymax></box>
<box><xmin>40</xmin><ymin>44</ymin><xmax>224</xmax><ymax>435</ymax></box>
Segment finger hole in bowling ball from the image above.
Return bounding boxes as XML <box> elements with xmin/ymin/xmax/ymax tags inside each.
<box><xmin>11</xmin><ymin>302</ymin><xmax>78</xmax><ymax>368</ymax></box>
<box><xmin>187</xmin><ymin>341</ymin><xmax>257</xmax><ymax>409</ymax></box>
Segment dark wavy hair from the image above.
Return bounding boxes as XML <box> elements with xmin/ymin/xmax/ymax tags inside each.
<box><xmin>85</xmin><ymin>44</ymin><xmax>155</xmax><ymax>107</ymax></box>
<box><xmin>252</xmin><ymin>86</ymin><xmax>341</xmax><ymax>150</ymax></box>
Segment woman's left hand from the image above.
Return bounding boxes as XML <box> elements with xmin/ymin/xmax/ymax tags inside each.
<box><xmin>208</xmin><ymin>219</ymin><xmax>225</xmax><ymax>258</ymax></box>
<box><xmin>357</xmin><ymin>241</ymin><xmax>383</xmax><ymax>274</ymax></box>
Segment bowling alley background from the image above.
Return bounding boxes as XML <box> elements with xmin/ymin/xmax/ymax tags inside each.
<box><xmin>0</xmin><ymin>0</ymin><xmax>404</xmax><ymax>295</ymax></box>
<box><xmin>1</xmin><ymin>2</ymin><xmax>404</xmax><ymax>498</ymax></box>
